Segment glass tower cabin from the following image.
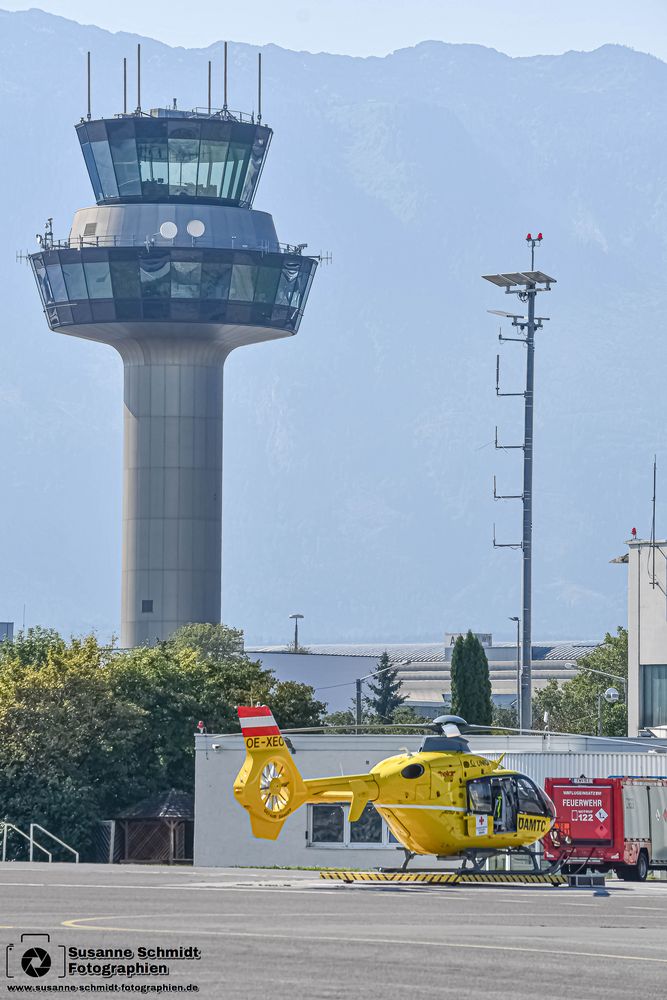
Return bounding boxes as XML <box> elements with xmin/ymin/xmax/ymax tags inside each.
<box><xmin>30</xmin><ymin>105</ymin><xmax>318</xmax><ymax>646</ymax></box>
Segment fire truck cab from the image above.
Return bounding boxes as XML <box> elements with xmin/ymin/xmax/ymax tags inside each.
<box><xmin>544</xmin><ymin>776</ymin><xmax>667</xmax><ymax>881</ymax></box>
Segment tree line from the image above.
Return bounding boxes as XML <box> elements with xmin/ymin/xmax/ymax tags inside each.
<box><xmin>0</xmin><ymin>622</ymin><xmax>628</xmax><ymax>858</ymax></box>
<box><xmin>0</xmin><ymin>623</ymin><xmax>326</xmax><ymax>859</ymax></box>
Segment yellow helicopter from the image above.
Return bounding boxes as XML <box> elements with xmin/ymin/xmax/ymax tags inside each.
<box><xmin>233</xmin><ymin>706</ymin><xmax>556</xmax><ymax>868</ymax></box>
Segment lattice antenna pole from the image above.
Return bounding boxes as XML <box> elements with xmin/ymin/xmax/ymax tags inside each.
<box><xmin>483</xmin><ymin>234</ymin><xmax>555</xmax><ymax>730</ymax></box>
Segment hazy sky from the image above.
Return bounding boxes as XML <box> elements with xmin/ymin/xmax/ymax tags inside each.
<box><xmin>2</xmin><ymin>0</ymin><xmax>667</xmax><ymax>59</ymax></box>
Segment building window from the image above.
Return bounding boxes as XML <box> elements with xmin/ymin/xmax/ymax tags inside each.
<box><xmin>308</xmin><ymin>803</ymin><xmax>397</xmax><ymax>849</ymax></box>
<box><xmin>641</xmin><ymin>664</ymin><xmax>667</xmax><ymax>727</ymax></box>
<box><xmin>310</xmin><ymin>805</ymin><xmax>344</xmax><ymax>844</ymax></box>
<box><xmin>142</xmin><ymin>600</ymin><xmax>153</xmax><ymax>613</ymax></box>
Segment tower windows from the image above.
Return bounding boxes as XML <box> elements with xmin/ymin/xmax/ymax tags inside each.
<box><xmin>229</xmin><ymin>264</ymin><xmax>258</xmax><ymax>301</ymax></box>
<box><xmin>83</xmin><ymin>261</ymin><xmax>112</xmax><ymax>298</ymax></box>
<box><xmin>77</xmin><ymin>119</ymin><xmax>270</xmax><ymax>207</ymax></box>
<box><xmin>32</xmin><ymin>249</ymin><xmax>316</xmax><ymax>334</ymax></box>
<box><xmin>90</xmin><ymin>140</ymin><xmax>119</xmax><ymax>200</ymax></box>
<box><xmin>171</xmin><ymin>261</ymin><xmax>202</xmax><ymax>298</ymax></box>
<box><xmin>109</xmin><ymin>136</ymin><xmax>141</xmax><ymax>197</ymax></box>
<box><xmin>61</xmin><ymin>261</ymin><xmax>87</xmax><ymax>300</ymax></box>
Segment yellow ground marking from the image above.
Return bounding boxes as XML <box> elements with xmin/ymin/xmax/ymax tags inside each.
<box><xmin>320</xmin><ymin>870</ymin><xmax>567</xmax><ymax>885</ymax></box>
<box><xmin>61</xmin><ymin>919</ymin><xmax>667</xmax><ymax>964</ymax></box>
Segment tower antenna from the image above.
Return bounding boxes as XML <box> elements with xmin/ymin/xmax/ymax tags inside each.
<box><xmin>123</xmin><ymin>57</ymin><xmax>127</xmax><ymax>114</ymax></box>
<box><xmin>136</xmin><ymin>42</ymin><xmax>141</xmax><ymax>113</ymax></box>
<box><xmin>257</xmin><ymin>52</ymin><xmax>262</xmax><ymax>124</ymax></box>
<box><xmin>651</xmin><ymin>455</ymin><xmax>657</xmax><ymax>587</ymax></box>
<box><xmin>483</xmin><ymin>232</ymin><xmax>555</xmax><ymax>731</ymax></box>
<box><xmin>223</xmin><ymin>41</ymin><xmax>228</xmax><ymax>111</ymax></box>
<box><xmin>86</xmin><ymin>51</ymin><xmax>91</xmax><ymax>120</ymax></box>
<box><xmin>208</xmin><ymin>60</ymin><xmax>212</xmax><ymax>115</ymax></box>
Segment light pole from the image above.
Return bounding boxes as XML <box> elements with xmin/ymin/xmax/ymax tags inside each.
<box><xmin>289</xmin><ymin>613</ymin><xmax>304</xmax><ymax>652</ymax></box>
<box><xmin>484</xmin><ymin>240</ymin><xmax>556</xmax><ymax>730</ymax></box>
<box><xmin>509</xmin><ymin>617</ymin><xmax>521</xmax><ymax>729</ymax></box>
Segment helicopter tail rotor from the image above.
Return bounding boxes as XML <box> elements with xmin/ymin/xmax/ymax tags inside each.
<box><xmin>233</xmin><ymin>706</ymin><xmax>309</xmax><ymax>839</ymax></box>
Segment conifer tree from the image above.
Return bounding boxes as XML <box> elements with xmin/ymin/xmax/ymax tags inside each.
<box><xmin>365</xmin><ymin>651</ymin><xmax>406</xmax><ymax>722</ymax></box>
<box><xmin>450</xmin><ymin>630</ymin><xmax>493</xmax><ymax>725</ymax></box>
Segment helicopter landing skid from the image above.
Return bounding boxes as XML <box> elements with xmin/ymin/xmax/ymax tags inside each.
<box><xmin>446</xmin><ymin>846</ymin><xmax>564</xmax><ymax>877</ymax></box>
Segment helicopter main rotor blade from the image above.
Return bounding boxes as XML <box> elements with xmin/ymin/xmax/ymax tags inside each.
<box><xmin>464</xmin><ymin>723</ymin><xmax>667</xmax><ymax>752</ymax></box>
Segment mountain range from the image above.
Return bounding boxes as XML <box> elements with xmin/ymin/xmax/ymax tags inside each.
<box><xmin>0</xmin><ymin>8</ymin><xmax>664</xmax><ymax>645</ymax></box>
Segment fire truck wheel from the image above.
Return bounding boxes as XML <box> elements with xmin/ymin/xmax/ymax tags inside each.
<box><xmin>617</xmin><ymin>852</ymin><xmax>649</xmax><ymax>882</ymax></box>
<box><xmin>635</xmin><ymin>851</ymin><xmax>649</xmax><ymax>881</ymax></box>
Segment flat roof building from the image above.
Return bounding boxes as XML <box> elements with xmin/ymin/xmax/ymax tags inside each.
<box><xmin>248</xmin><ymin>637</ymin><xmax>600</xmax><ymax>716</ymax></box>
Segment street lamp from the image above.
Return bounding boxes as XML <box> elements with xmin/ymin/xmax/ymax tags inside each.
<box><xmin>598</xmin><ymin>686</ymin><xmax>620</xmax><ymax>737</ymax></box>
<box><xmin>289</xmin><ymin>613</ymin><xmax>304</xmax><ymax>652</ymax></box>
<box><xmin>564</xmin><ymin>662</ymin><xmax>627</xmax><ymax>698</ymax></box>
<box><xmin>355</xmin><ymin>659</ymin><xmax>412</xmax><ymax>725</ymax></box>
<box><xmin>509</xmin><ymin>617</ymin><xmax>520</xmax><ymax>729</ymax></box>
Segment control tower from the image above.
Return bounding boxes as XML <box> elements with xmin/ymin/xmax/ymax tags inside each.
<box><xmin>30</xmin><ymin>71</ymin><xmax>318</xmax><ymax>647</ymax></box>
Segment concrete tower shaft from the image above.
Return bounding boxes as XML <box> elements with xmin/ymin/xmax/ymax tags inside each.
<box><xmin>30</xmin><ymin>103</ymin><xmax>318</xmax><ymax>646</ymax></box>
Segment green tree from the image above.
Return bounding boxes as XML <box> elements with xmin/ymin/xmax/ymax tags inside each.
<box><xmin>0</xmin><ymin>625</ymin><xmax>67</xmax><ymax>669</ymax></box>
<box><xmin>0</xmin><ymin>622</ymin><xmax>328</xmax><ymax>858</ymax></box>
<box><xmin>364</xmin><ymin>652</ymin><xmax>406</xmax><ymax>723</ymax></box>
<box><xmin>533</xmin><ymin>628</ymin><xmax>627</xmax><ymax>736</ymax></box>
<box><xmin>450</xmin><ymin>631</ymin><xmax>493</xmax><ymax>725</ymax></box>
<box><xmin>324</xmin><ymin>704</ymin><xmax>428</xmax><ymax>731</ymax></box>
<box><xmin>267</xmin><ymin>680</ymin><xmax>326</xmax><ymax>730</ymax></box>
<box><xmin>492</xmin><ymin>703</ymin><xmax>518</xmax><ymax>732</ymax></box>
<box><xmin>0</xmin><ymin>635</ymin><xmax>146</xmax><ymax>857</ymax></box>
<box><xmin>168</xmin><ymin>622</ymin><xmax>244</xmax><ymax>661</ymax></box>
<box><xmin>108</xmin><ymin>625</ymin><xmax>326</xmax><ymax>789</ymax></box>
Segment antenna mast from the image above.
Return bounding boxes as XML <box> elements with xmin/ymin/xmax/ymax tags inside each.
<box><xmin>257</xmin><ymin>52</ymin><xmax>262</xmax><ymax>123</ymax></box>
<box><xmin>651</xmin><ymin>455</ymin><xmax>657</xmax><ymax>587</ymax></box>
<box><xmin>223</xmin><ymin>41</ymin><xmax>228</xmax><ymax>112</ymax></box>
<box><xmin>123</xmin><ymin>57</ymin><xmax>127</xmax><ymax>114</ymax></box>
<box><xmin>136</xmin><ymin>43</ymin><xmax>141</xmax><ymax>113</ymax></box>
<box><xmin>208</xmin><ymin>60</ymin><xmax>212</xmax><ymax>115</ymax></box>
<box><xmin>86</xmin><ymin>51</ymin><xmax>91</xmax><ymax>120</ymax></box>
<box><xmin>483</xmin><ymin>234</ymin><xmax>556</xmax><ymax>731</ymax></box>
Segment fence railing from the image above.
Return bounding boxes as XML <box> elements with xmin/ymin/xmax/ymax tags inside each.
<box><xmin>0</xmin><ymin>821</ymin><xmax>79</xmax><ymax>863</ymax></box>
<box><xmin>33</xmin><ymin>235</ymin><xmax>309</xmax><ymax>255</ymax></box>
<box><xmin>1</xmin><ymin>822</ymin><xmax>52</xmax><ymax>862</ymax></box>
<box><xmin>29</xmin><ymin>823</ymin><xmax>79</xmax><ymax>863</ymax></box>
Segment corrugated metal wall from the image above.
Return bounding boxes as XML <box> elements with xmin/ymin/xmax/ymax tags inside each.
<box><xmin>501</xmin><ymin>753</ymin><xmax>667</xmax><ymax>787</ymax></box>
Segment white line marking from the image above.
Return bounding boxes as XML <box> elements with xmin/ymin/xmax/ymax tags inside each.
<box><xmin>60</xmin><ymin>919</ymin><xmax>667</xmax><ymax>963</ymax></box>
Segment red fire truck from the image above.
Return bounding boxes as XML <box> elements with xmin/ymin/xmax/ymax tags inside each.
<box><xmin>544</xmin><ymin>776</ymin><xmax>667</xmax><ymax>880</ymax></box>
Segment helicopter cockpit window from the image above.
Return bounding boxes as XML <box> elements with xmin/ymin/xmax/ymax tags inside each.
<box><xmin>467</xmin><ymin>777</ymin><xmax>492</xmax><ymax>814</ymax></box>
<box><xmin>517</xmin><ymin>777</ymin><xmax>548</xmax><ymax>816</ymax></box>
